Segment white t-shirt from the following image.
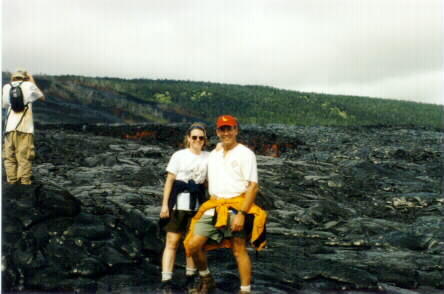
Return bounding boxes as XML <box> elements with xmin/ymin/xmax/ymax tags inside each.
<box><xmin>2</xmin><ymin>81</ymin><xmax>44</xmax><ymax>134</ymax></box>
<box><xmin>166</xmin><ymin>148</ymin><xmax>210</xmax><ymax>211</ymax></box>
<box><xmin>208</xmin><ymin>143</ymin><xmax>258</xmax><ymax>199</ymax></box>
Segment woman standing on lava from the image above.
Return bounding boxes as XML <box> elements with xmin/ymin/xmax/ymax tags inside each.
<box><xmin>159</xmin><ymin>122</ymin><xmax>210</xmax><ymax>292</ymax></box>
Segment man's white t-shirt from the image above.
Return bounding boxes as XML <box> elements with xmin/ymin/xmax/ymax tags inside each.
<box><xmin>208</xmin><ymin>143</ymin><xmax>258</xmax><ymax>198</ymax></box>
<box><xmin>2</xmin><ymin>81</ymin><xmax>44</xmax><ymax>134</ymax></box>
<box><xmin>166</xmin><ymin>148</ymin><xmax>210</xmax><ymax>211</ymax></box>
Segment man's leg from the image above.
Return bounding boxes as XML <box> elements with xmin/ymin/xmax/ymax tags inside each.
<box><xmin>232</xmin><ymin>237</ymin><xmax>252</xmax><ymax>287</ymax></box>
<box><xmin>3</xmin><ymin>132</ymin><xmax>18</xmax><ymax>184</ymax></box>
<box><xmin>16</xmin><ymin>133</ymin><xmax>35</xmax><ymax>185</ymax></box>
<box><xmin>186</xmin><ymin>227</ymin><xmax>215</xmax><ymax>293</ymax></box>
<box><xmin>185</xmin><ymin>255</ymin><xmax>197</xmax><ymax>272</ymax></box>
<box><xmin>187</xmin><ymin>234</ymin><xmax>209</xmax><ymax>271</ymax></box>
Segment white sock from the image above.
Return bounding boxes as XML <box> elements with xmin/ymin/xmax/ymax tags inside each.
<box><xmin>161</xmin><ymin>272</ymin><xmax>173</xmax><ymax>281</ymax></box>
<box><xmin>199</xmin><ymin>268</ymin><xmax>210</xmax><ymax>276</ymax></box>
<box><xmin>186</xmin><ymin>267</ymin><xmax>198</xmax><ymax>276</ymax></box>
<box><xmin>240</xmin><ymin>285</ymin><xmax>251</xmax><ymax>292</ymax></box>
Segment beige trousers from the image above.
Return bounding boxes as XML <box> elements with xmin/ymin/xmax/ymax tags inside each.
<box><xmin>3</xmin><ymin>131</ymin><xmax>35</xmax><ymax>184</ymax></box>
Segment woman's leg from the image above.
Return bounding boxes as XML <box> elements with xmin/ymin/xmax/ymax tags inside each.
<box><xmin>162</xmin><ymin>231</ymin><xmax>182</xmax><ymax>280</ymax></box>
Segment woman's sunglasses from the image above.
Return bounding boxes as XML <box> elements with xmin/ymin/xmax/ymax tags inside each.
<box><xmin>191</xmin><ymin>136</ymin><xmax>205</xmax><ymax>141</ymax></box>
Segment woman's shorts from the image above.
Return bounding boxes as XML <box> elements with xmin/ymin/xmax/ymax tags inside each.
<box><xmin>194</xmin><ymin>214</ymin><xmax>246</xmax><ymax>243</ymax></box>
<box><xmin>164</xmin><ymin>210</ymin><xmax>196</xmax><ymax>233</ymax></box>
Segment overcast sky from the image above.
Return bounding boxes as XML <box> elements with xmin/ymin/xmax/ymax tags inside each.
<box><xmin>2</xmin><ymin>0</ymin><xmax>442</xmax><ymax>104</ymax></box>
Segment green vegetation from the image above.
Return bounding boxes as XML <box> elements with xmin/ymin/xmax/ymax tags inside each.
<box><xmin>36</xmin><ymin>74</ymin><xmax>444</xmax><ymax>128</ymax></box>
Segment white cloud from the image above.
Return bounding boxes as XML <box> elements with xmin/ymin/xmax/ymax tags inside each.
<box><xmin>294</xmin><ymin>70</ymin><xmax>443</xmax><ymax>105</ymax></box>
<box><xmin>2</xmin><ymin>0</ymin><xmax>442</xmax><ymax>104</ymax></box>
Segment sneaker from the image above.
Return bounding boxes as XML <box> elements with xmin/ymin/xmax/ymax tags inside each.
<box><xmin>188</xmin><ymin>274</ymin><xmax>216</xmax><ymax>294</ymax></box>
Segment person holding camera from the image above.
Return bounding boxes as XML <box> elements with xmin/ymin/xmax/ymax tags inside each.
<box><xmin>2</xmin><ymin>68</ymin><xmax>45</xmax><ymax>185</ymax></box>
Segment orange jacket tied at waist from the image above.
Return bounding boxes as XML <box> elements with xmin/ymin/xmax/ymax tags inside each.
<box><xmin>184</xmin><ymin>195</ymin><xmax>267</xmax><ymax>256</ymax></box>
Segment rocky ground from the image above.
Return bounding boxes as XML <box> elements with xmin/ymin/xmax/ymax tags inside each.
<box><xmin>2</xmin><ymin>123</ymin><xmax>443</xmax><ymax>294</ymax></box>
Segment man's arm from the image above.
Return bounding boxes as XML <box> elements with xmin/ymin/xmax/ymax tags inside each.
<box><xmin>240</xmin><ymin>181</ymin><xmax>258</xmax><ymax>213</ymax></box>
<box><xmin>27</xmin><ymin>74</ymin><xmax>45</xmax><ymax>101</ymax></box>
<box><xmin>231</xmin><ymin>181</ymin><xmax>258</xmax><ymax>232</ymax></box>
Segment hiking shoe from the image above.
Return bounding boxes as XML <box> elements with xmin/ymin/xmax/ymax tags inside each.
<box><xmin>188</xmin><ymin>274</ymin><xmax>216</xmax><ymax>294</ymax></box>
<box><xmin>199</xmin><ymin>274</ymin><xmax>216</xmax><ymax>294</ymax></box>
<box><xmin>184</xmin><ymin>274</ymin><xmax>198</xmax><ymax>291</ymax></box>
<box><xmin>159</xmin><ymin>280</ymin><xmax>173</xmax><ymax>294</ymax></box>
<box><xmin>187</xmin><ymin>276</ymin><xmax>200</xmax><ymax>294</ymax></box>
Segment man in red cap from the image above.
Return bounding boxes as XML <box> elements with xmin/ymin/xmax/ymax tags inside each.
<box><xmin>185</xmin><ymin>114</ymin><xmax>264</xmax><ymax>294</ymax></box>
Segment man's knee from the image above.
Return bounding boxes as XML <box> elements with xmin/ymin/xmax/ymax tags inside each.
<box><xmin>187</xmin><ymin>235</ymin><xmax>206</xmax><ymax>255</ymax></box>
<box><xmin>3</xmin><ymin>142</ymin><xmax>17</xmax><ymax>163</ymax></box>
<box><xmin>231</xmin><ymin>237</ymin><xmax>248</xmax><ymax>258</ymax></box>
<box><xmin>3</xmin><ymin>150</ymin><xmax>18</xmax><ymax>184</ymax></box>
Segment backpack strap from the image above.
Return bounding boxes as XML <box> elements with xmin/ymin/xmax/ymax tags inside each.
<box><xmin>12</xmin><ymin>104</ymin><xmax>29</xmax><ymax>131</ymax></box>
<box><xmin>8</xmin><ymin>81</ymin><xmax>24</xmax><ymax>92</ymax></box>
<box><xmin>10</xmin><ymin>81</ymin><xmax>24</xmax><ymax>86</ymax></box>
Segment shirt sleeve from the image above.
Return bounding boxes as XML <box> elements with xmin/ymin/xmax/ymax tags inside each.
<box><xmin>241</xmin><ymin>149</ymin><xmax>258</xmax><ymax>184</ymax></box>
<box><xmin>24</xmin><ymin>82</ymin><xmax>44</xmax><ymax>104</ymax></box>
<box><xmin>166</xmin><ymin>151</ymin><xmax>180</xmax><ymax>175</ymax></box>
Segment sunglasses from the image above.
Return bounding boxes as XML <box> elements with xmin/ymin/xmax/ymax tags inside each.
<box><xmin>217</xmin><ymin>126</ymin><xmax>235</xmax><ymax>132</ymax></box>
<box><xmin>191</xmin><ymin>136</ymin><xmax>205</xmax><ymax>141</ymax></box>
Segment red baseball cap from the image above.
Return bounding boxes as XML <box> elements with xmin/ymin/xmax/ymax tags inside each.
<box><xmin>216</xmin><ymin>115</ymin><xmax>238</xmax><ymax>128</ymax></box>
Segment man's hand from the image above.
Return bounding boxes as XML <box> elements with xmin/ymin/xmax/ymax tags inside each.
<box><xmin>159</xmin><ymin>205</ymin><xmax>170</xmax><ymax>218</ymax></box>
<box><xmin>231</xmin><ymin>213</ymin><xmax>245</xmax><ymax>232</ymax></box>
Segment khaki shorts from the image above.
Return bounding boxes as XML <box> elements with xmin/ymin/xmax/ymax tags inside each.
<box><xmin>194</xmin><ymin>213</ymin><xmax>246</xmax><ymax>243</ymax></box>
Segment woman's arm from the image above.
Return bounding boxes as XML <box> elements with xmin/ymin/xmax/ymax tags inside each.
<box><xmin>160</xmin><ymin>172</ymin><xmax>176</xmax><ymax>218</ymax></box>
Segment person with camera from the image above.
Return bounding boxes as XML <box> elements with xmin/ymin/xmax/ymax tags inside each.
<box><xmin>2</xmin><ymin>69</ymin><xmax>45</xmax><ymax>185</ymax></box>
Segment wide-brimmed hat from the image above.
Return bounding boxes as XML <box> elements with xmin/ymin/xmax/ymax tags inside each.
<box><xmin>11</xmin><ymin>69</ymin><xmax>28</xmax><ymax>79</ymax></box>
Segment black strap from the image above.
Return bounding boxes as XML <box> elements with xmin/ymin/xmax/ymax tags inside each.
<box><xmin>10</xmin><ymin>81</ymin><xmax>24</xmax><ymax>87</ymax></box>
<box><xmin>4</xmin><ymin>108</ymin><xmax>11</xmax><ymax>126</ymax></box>
<box><xmin>4</xmin><ymin>105</ymin><xmax>30</xmax><ymax>133</ymax></box>
<box><xmin>13</xmin><ymin>105</ymin><xmax>29</xmax><ymax>130</ymax></box>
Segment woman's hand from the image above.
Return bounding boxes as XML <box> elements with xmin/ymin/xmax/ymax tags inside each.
<box><xmin>159</xmin><ymin>205</ymin><xmax>170</xmax><ymax>218</ymax></box>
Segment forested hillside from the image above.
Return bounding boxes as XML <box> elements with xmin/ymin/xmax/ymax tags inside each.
<box><xmin>3</xmin><ymin>73</ymin><xmax>442</xmax><ymax>128</ymax></box>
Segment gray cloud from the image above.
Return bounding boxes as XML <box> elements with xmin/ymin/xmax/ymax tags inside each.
<box><xmin>2</xmin><ymin>0</ymin><xmax>442</xmax><ymax>104</ymax></box>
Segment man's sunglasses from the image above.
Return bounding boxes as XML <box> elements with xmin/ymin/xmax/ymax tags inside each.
<box><xmin>217</xmin><ymin>126</ymin><xmax>235</xmax><ymax>132</ymax></box>
<box><xmin>191</xmin><ymin>136</ymin><xmax>205</xmax><ymax>141</ymax></box>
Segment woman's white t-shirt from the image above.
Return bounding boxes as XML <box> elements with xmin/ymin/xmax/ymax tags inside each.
<box><xmin>166</xmin><ymin>148</ymin><xmax>209</xmax><ymax>211</ymax></box>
